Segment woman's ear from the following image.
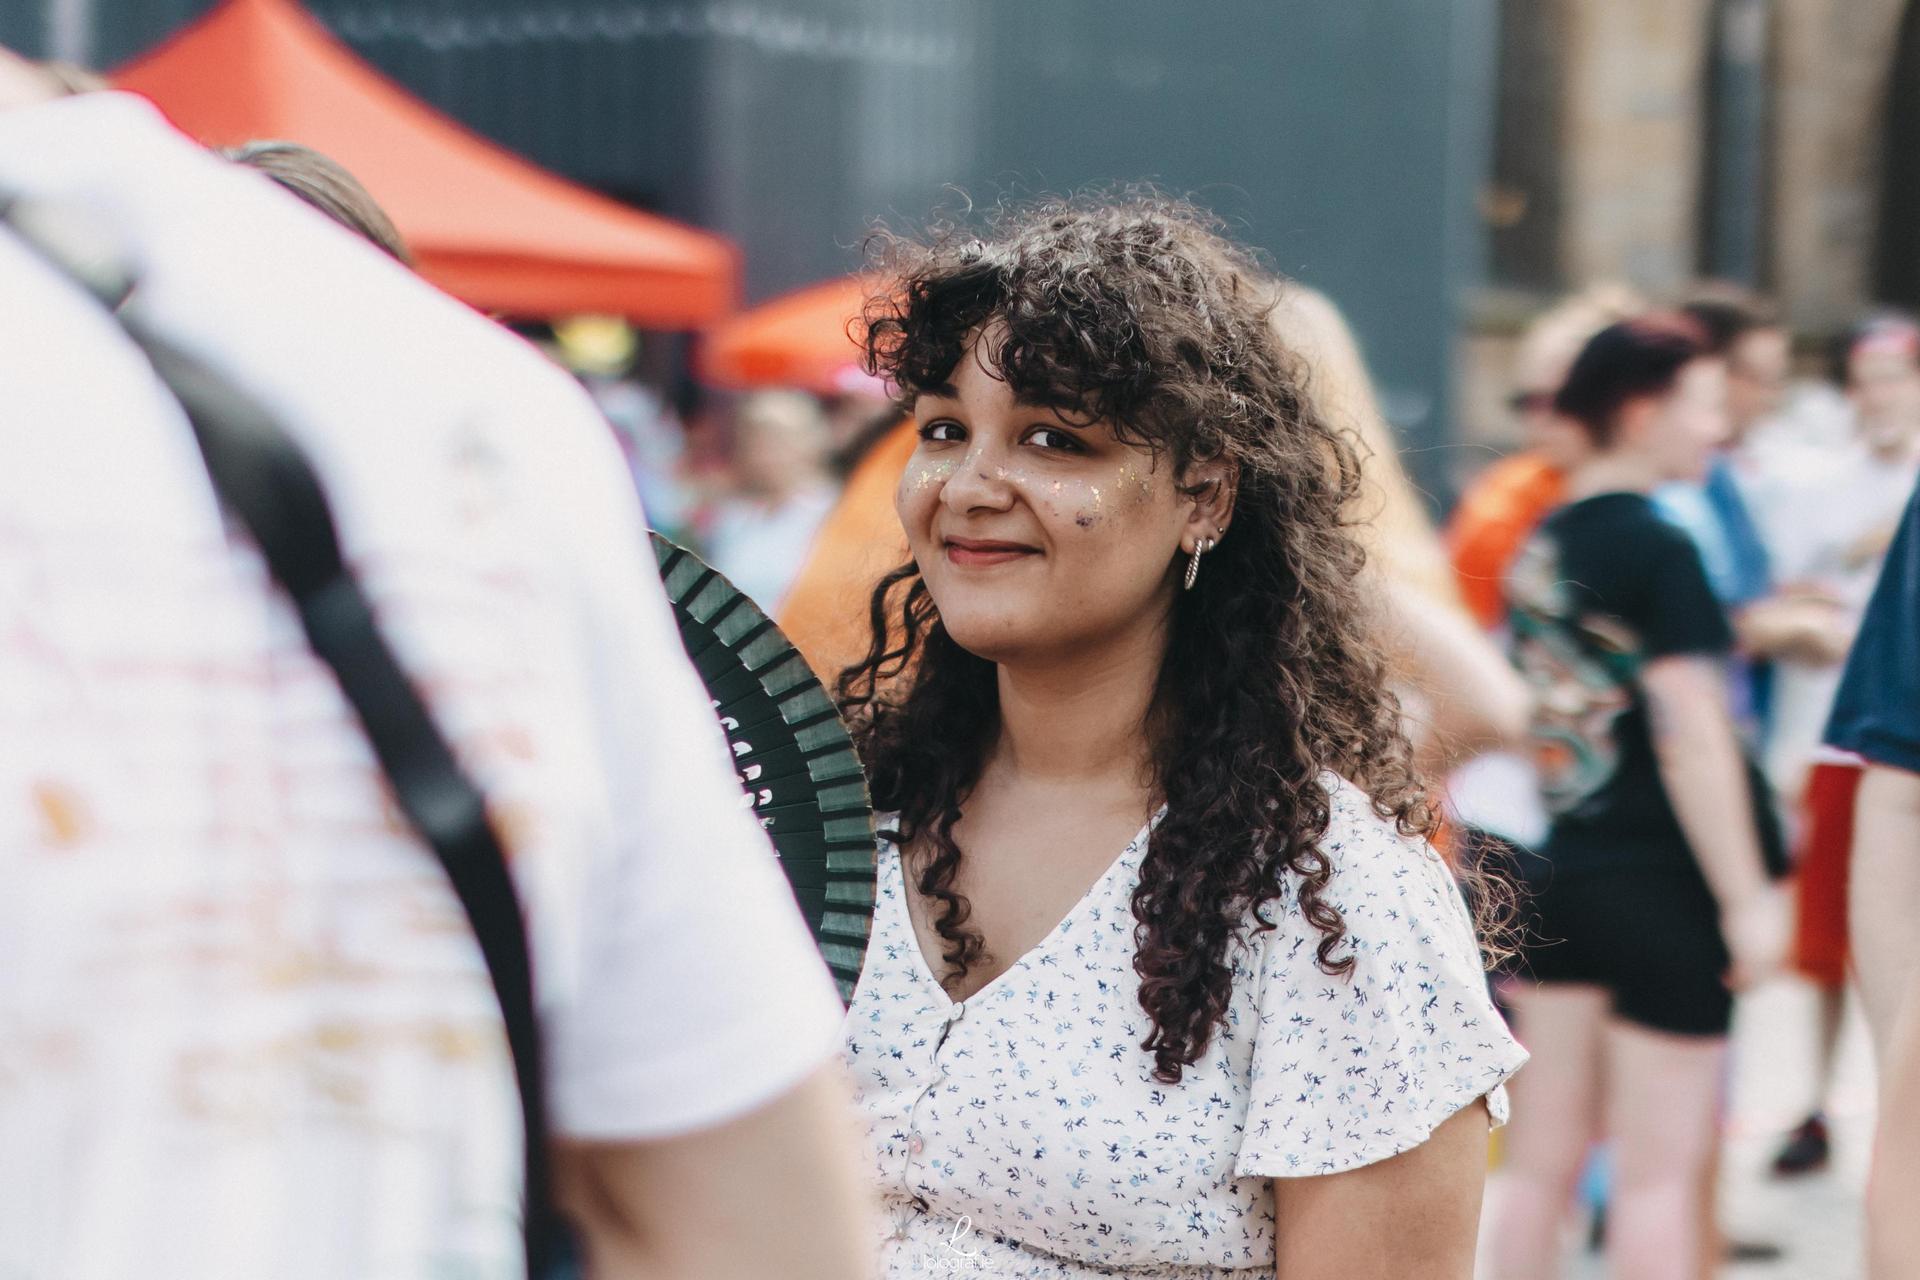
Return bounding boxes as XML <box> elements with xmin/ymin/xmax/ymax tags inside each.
<box><xmin>1179</xmin><ymin>456</ymin><xmax>1238</xmax><ymax>551</ymax></box>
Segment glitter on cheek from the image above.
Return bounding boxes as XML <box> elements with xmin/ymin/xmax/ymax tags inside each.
<box><xmin>1072</xmin><ymin>484</ymin><xmax>1107</xmax><ymax>529</ymax></box>
<box><xmin>904</xmin><ymin>458</ymin><xmax>957</xmax><ymax>493</ymax></box>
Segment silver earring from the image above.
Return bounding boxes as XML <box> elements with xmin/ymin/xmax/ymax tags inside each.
<box><xmin>1183</xmin><ymin>537</ymin><xmax>1215</xmax><ymax>591</ymax></box>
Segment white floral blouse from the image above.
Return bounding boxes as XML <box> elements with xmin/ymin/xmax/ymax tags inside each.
<box><xmin>841</xmin><ymin>776</ymin><xmax>1528</xmax><ymax>1278</ymax></box>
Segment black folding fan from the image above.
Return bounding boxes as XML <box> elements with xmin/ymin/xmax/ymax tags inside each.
<box><xmin>649</xmin><ymin>534</ymin><xmax>877</xmax><ymax>1000</ymax></box>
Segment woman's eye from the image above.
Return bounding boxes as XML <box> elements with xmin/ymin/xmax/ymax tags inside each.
<box><xmin>1027</xmin><ymin>427</ymin><xmax>1084</xmax><ymax>453</ymax></box>
<box><xmin>919</xmin><ymin>419</ymin><xmax>965</xmax><ymax>444</ymax></box>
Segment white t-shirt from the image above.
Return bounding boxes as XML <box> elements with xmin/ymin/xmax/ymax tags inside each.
<box><xmin>0</xmin><ymin>95</ymin><xmax>844</xmax><ymax>1280</ymax></box>
<box><xmin>1746</xmin><ymin>437</ymin><xmax>1920</xmax><ymax>796</ymax></box>
<box><xmin>843</xmin><ymin>776</ymin><xmax>1525</xmax><ymax>1278</ymax></box>
<box><xmin>702</xmin><ymin>484</ymin><xmax>840</xmax><ymax>612</ymax></box>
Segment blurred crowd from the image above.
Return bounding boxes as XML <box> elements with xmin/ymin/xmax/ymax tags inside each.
<box><xmin>1448</xmin><ymin>283</ymin><xmax>1920</xmax><ymax>1277</ymax></box>
<box><xmin>8</xmin><ymin>39</ymin><xmax>1920</xmax><ymax>1280</ymax></box>
<box><xmin>565</xmin><ymin>332</ymin><xmax>895</xmax><ymax>617</ymax></box>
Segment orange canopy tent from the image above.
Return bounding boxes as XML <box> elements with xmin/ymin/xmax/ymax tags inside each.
<box><xmin>697</xmin><ymin>274</ymin><xmax>878</xmax><ymax>394</ymax></box>
<box><xmin>115</xmin><ymin>0</ymin><xmax>739</xmax><ymax>326</ymax></box>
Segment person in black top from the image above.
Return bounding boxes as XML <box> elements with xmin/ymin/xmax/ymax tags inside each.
<box><xmin>1823</xmin><ymin>478</ymin><xmax>1920</xmax><ymax>1276</ymax></box>
<box><xmin>1485</xmin><ymin>318</ymin><xmax>1791</xmax><ymax>1280</ymax></box>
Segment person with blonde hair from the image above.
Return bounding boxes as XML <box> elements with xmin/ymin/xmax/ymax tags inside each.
<box><xmin>1269</xmin><ymin>282</ymin><xmax>1530</xmax><ymax>776</ymax></box>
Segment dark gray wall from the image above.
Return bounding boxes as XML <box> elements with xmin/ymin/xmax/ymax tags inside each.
<box><xmin>965</xmin><ymin>0</ymin><xmax>1496</xmax><ymax>486</ymax></box>
<box><xmin>23</xmin><ymin>0</ymin><xmax>1497</xmax><ymax>497</ymax></box>
<box><xmin>1488</xmin><ymin>0</ymin><xmax>1564</xmax><ymax>292</ymax></box>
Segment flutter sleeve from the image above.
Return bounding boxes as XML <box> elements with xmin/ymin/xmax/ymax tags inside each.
<box><xmin>1235</xmin><ymin>779</ymin><xmax>1528</xmax><ymax>1179</ymax></box>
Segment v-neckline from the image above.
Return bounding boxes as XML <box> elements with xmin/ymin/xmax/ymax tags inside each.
<box><xmin>887</xmin><ymin>817</ymin><xmax>1156</xmax><ymax>1010</ymax></box>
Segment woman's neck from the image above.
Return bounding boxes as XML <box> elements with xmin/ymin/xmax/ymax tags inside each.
<box><xmin>1564</xmin><ymin>451</ymin><xmax>1667</xmax><ymax>501</ymax></box>
<box><xmin>991</xmin><ymin>618</ymin><xmax>1167</xmax><ymax>787</ymax></box>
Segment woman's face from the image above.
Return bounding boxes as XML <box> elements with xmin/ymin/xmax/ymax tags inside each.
<box><xmin>1646</xmin><ymin>357</ymin><xmax>1729</xmax><ymax>482</ymax></box>
<box><xmin>896</xmin><ymin>331</ymin><xmax>1221</xmax><ymax>666</ymax></box>
<box><xmin>1847</xmin><ymin>346</ymin><xmax>1920</xmax><ymax>457</ymax></box>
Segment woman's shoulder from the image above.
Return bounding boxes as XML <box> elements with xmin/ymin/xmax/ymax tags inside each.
<box><xmin>1277</xmin><ymin>774</ymin><xmax>1462</xmax><ymax>930</ymax></box>
<box><xmin>1237</xmin><ymin>776</ymin><xmax>1524</xmax><ymax>1181</ymax></box>
<box><xmin>1240</xmin><ymin>774</ymin><xmax>1492</xmax><ymax>1009</ymax></box>
<box><xmin>1316</xmin><ymin>773</ymin><xmax>1441</xmax><ymax>868</ymax></box>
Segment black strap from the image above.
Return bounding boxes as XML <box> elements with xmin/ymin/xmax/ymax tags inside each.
<box><xmin>2</xmin><ymin>202</ymin><xmax>554</xmax><ymax>1270</ymax></box>
<box><xmin>147</xmin><ymin>334</ymin><xmax>558</xmax><ymax>1274</ymax></box>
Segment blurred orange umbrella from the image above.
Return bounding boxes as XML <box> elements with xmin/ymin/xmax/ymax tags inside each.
<box><xmin>698</xmin><ymin>275</ymin><xmax>881</xmax><ymax>395</ymax></box>
<box><xmin>115</xmin><ymin>0</ymin><xmax>740</xmax><ymax>326</ymax></box>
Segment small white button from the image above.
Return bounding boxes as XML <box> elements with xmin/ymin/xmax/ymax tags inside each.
<box><xmin>945</xmin><ymin>1002</ymin><xmax>965</xmax><ymax>1023</ymax></box>
<box><xmin>892</xmin><ymin>1220</ymin><xmax>909</xmax><ymax>1241</ymax></box>
<box><xmin>907</xmin><ymin>1132</ymin><xmax>925</xmax><ymax>1155</ymax></box>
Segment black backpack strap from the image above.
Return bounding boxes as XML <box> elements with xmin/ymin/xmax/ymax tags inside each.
<box><xmin>1</xmin><ymin>200</ymin><xmax>554</xmax><ymax>1270</ymax></box>
<box><xmin>143</xmin><ymin>333</ymin><xmax>559</xmax><ymax>1274</ymax></box>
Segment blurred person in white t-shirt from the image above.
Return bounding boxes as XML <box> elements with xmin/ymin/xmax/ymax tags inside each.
<box><xmin>0</xmin><ymin>57</ymin><xmax>873</xmax><ymax>1280</ymax></box>
<box><xmin>696</xmin><ymin>390</ymin><xmax>842</xmax><ymax>611</ymax></box>
<box><xmin>1745</xmin><ymin>310</ymin><xmax>1920</xmax><ymax>1176</ymax></box>
<box><xmin>1762</xmin><ymin>313</ymin><xmax>1920</xmax><ymax>794</ymax></box>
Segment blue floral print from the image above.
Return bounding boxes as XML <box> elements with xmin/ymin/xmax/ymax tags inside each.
<box><xmin>842</xmin><ymin>775</ymin><xmax>1527</xmax><ymax>1278</ymax></box>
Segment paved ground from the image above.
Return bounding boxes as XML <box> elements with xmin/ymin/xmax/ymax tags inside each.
<box><xmin>1558</xmin><ymin>978</ymin><xmax>1876</xmax><ymax>1279</ymax></box>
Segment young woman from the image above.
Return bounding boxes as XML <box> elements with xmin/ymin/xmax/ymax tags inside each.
<box><xmin>836</xmin><ymin>196</ymin><xmax>1525</xmax><ymax>1278</ymax></box>
<box><xmin>1485</xmin><ymin>319</ymin><xmax>1791</xmax><ymax>1280</ymax></box>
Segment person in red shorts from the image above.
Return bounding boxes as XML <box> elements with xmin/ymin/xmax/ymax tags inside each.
<box><xmin>1791</xmin><ymin>749</ymin><xmax>1863</xmax><ymax>992</ymax></box>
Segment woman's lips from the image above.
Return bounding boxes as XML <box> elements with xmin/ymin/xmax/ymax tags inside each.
<box><xmin>944</xmin><ymin>537</ymin><xmax>1040</xmax><ymax>567</ymax></box>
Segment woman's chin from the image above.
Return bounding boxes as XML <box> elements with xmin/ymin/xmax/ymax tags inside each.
<box><xmin>939</xmin><ymin>614</ymin><xmax>1052</xmax><ymax>666</ymax></box>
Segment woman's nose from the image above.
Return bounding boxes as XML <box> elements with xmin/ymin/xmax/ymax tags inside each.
<box><xmin>940</xmin><ymin>443</ymin><xmax>1017</xmax><ymax>512</ymax></box>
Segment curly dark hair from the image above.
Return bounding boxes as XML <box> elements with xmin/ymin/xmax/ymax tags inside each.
<box><xmin>837</xmin><ymin>193</ymin><xmax>1439</xmax><ymax>1085</ymax></box>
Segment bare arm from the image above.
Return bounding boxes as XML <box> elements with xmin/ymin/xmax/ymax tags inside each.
<box><xmin>555</xmin><ymin>1063</ymin><xmax>878</xmax><ymax>1280</ymax></box>
<box><xmin>1270</xmin><ymin>1101</ymin><xmax>1492</xmax><ymax>1279</ymax></box>
<box><xmin>1640</xmin><ymin>655</ymin><xmax>1784</xmax><ymax>985</ymax></box>
<box><xmin>1852</xmin><ymin>766</ymin><xmax>1920</xmax><ymax>1050</ymax></box>
<box><xmin>1853</xmin><ymin>765</ymin><xmax>1920</xmax><ymax>1280</ymax></box>
<box><xmin>1871</xmin><ymin>957</ymin><xmax>1920</xmax><ymax>1280</ymax></box>
<box><xmin>1733</xmin><ymin>594</ymin><xmax>1852</xmax><ymax>665</ymax></box>
<box><xmin>1371</xmin><ymin>582</ymin><xmax>1531</xmax><ymax>774</ymax></box>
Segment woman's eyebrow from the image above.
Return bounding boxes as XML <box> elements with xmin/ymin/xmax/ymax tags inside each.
<box><xmin>1013</xmin><ymin>398</ymin><xmax>1101</xmax><ymax>427</ymax></box>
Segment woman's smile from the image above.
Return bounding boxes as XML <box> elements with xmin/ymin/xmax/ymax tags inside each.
<box><xmin>943</xmin><ymin>536</ymin><xmax>1041</xmax><ymax>568</ymax></box>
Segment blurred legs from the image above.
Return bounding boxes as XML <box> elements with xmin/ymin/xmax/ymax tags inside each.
<box><xmin>1603</xmin><ymin>1023</ymin><xmax>1728</xmax><ymax>1280</ymax></box>
<box><xmin>1850</xmin><ymin>768</ymin><xmax>1920</xmax><ymax>1058</ymax></box>
<box><xmin>1486</xmin><ymin>983</ymin><xmax>1609</xmax><ymax>1279</ymax></box>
